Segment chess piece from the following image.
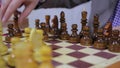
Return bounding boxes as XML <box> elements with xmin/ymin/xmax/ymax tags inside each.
<box><xmin>60</xmin><ymin>11</ymin><xmax>65</xmax><ymax>24</ymax></box>
<box><xmin>7</xmin><ymin>24</ymin><xmax>15</xmax><ymax>37</ymax></box>
<box><xmin>13</xmin><ymin>40</ymin><xmax>38</xmax><ymax>68</ymax></box>
<box><xmin>79</xmin><ymin>11</ymin><xmax>88</xmax><ymax>38</ymax></box>
<box><xmin>45</xmin><ymin>15</ymin><xmax>51</xmax><ymax>33</ymax></box>
<box><xmin>13</xmin><ymin>11</ymin><xmax>22</xmax><ymax>37</ymax></box>
<box><xmin>0</xmin><ymin>56</ymin><xmax>7</xmax><ymax>68</ymax></box>
<box><xmin>38</xmin><ymin>45</ymin><xmax>54</xmax><ymax>68</ymax></box>
<box><xmin>104</xmin><ymin>21</ymin><xmax>112</xmax><ymax>36</ymax></box>
<box><xmin>51</xmin><ymin>15</ymin><xmax>59</xmax><ymax>39</ymax></box>
<box><xmin>69</xmin><ymin>24</ymin><xmax>79</xmax><ymax>43</ymax></box>
<box><xmin>6</xmin><ymin>54</ymin><xmax>15</xmax><ymax>67</ymax></box>
<box><xmin>40</xmin><ymin>23</ymin><xmax>48</xmax><ymax>41</ymax></box>
<box><xmin>94</xmin><ymin>29</ymin><xmax>106</xmax><ymax>49</ymax></box>
<box><xmin>5</xmin><ymin>24</ymin><xmax>14</xmax><ymax>43</ymax></box>
<box><xmin>93</xmin><ymin>14</ymin><xmax>99</xmax><ymax>42</ymax></box>
<box><xmin>0</xmin><ymin>21</ymin><xmax>8</xmax><ymax>55</ymax></box>
<box><xmin>31</xmin><ymin>29</ymin><xmax>48</xmax><ymax>62</ymax></box>
<box><xmin>11</xmin><ymin>37</ymin><xmax>20</xmax><ymax>49</ymax></box>
<box><xmin>35</xmin><ymin>19</ymin><xmax>40</xmax><ymax>29</ymax></box>
<box><xmin>60</xmin><ymin>23</ymin><xmax>69</xmax><ymax>40</ymax></box>
<box><xmin>23</xmin><ymin>28</ymin><xmax>31</xmax><ymax>41</ymax></box>
<box><xmin>30</xmin><ymin>29</ymin><xmax>47</xmax><ymax>50</ymax></box>
<box><xmin>60</xmin><ymin>11</ymin><xmax>65</xmax><ymax>34</ymax></box>
<box><xmin>104</xmin><ymin>22</ymin><xmax>112</xmax><ymax>46</ymax></box>
<box><xmin>80</xmin><ymin>26</ymin><xmax>92</xmax><ymax>46</ymax></box>
<box><xmin>118</xmin><ymin>35</ymin><xmax>120</xmax><ymax>44</ymax></box>
<box><xmin>108</xmin><ymin>30</ymin><xmax>120</xmax><ymax>52</ymax></box>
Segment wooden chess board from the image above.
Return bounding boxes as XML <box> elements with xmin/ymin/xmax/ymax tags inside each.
<box><xmin>45</xmin><ymin>39</ymin><xmax>120</xmax><ymax>68</ymax></box>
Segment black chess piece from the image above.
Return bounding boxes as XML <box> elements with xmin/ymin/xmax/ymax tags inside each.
<box><xmin>45</xmin><ymin>15</ymin><xmax>51</xmax><ymax>33</ymax></box>
<box><xmin>108</xmin><ymin>30</ymin><xmax>120</xmax><ymax>52</ymax></box>
<box><xmin>60</xmin><ymin>23</ymin><xmax>69</xmax><ymax>40</ymax></box>
<box><xmin>51</xmin><ymin>15</ymin><xmax>59</xmax><ymax>39</ymax></box>
<box><xmin>40</xmin><ymin>22</ymin><xmax>48</xmax><ymax>40</ymax></box>
<box><xmin>80</xmin><ymin>26</ymin><xmax>92</xmax><ymax>46</ymax></box>
<box><xmin>79</xmin><ymin>11</ymin><xmax>88</xmax><ymax>39</ymax></box>
<box><xmin>93</xmin><ymin>29</ymin><xmax>106</xmax><ymax>49</ymax></box>
<box><xmin>13</xmin><ymin>11</ymin><xmax>22</xmax><ymax>37</ymax></box>
<box><xmin>93</xmin><ymin>14</ymin><xmax>99</xmax><ymax>42</ymax></box>
<box><xmin>7</xmin><ymin>24</ymin><xmax>15</xmax><ymax>37</ymax></box>
<box><xmin>35</xmin><ymin>19</ymin><xmax>40</xmax><ymax>29</ymax></box>
<box><xmin>69</xmin><ymin>24</ymin><xmax>79</xmax><ymax>43</ymax></box>
<box><xmin>60</xmin><ymin>11</ymin><xmax>65</xmax><ymax>34</ymax></box>
<box><xmin>103</xmin><ymin>21</ymin><xmax>112</xmax><ymax>46</ymax></box>
<box><xmin>5</xmin><ymin>24</ymin><xmax>15</xmax><ymax>43</ymax></box>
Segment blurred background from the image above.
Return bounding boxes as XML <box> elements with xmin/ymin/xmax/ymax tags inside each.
<box><xmin>25</xmin><ymin>0</ymin><xmax>91</xmax><ymax>34</ymax></box>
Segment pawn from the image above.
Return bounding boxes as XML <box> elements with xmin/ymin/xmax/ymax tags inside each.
<box><xmin>108</xmin><ymin>30</ymin><xmax>120</xmax><ymax>52</ymax></box>
<box><xmin>80</xmin><ymin>26</ymin><xmax>92</xmax><ymax>46</ymax></box>
<box><xmin>35</xmin><ymin>19</ymin><xmax>40</xmax><ymax>29</ymax></box>
<box><xmin>5</xmin><ymin>24</ymin><xmax>15</xmax><ymax>43</ymax></box>
<box><xmin>69</xmin><ymin>24</ymin><xmax>79</xmax><ymax>43</ymax></box>
<box><xmin>94</xmin><ymin>29</ymin><xmax>106</xmax><ymax>49</ymax></box>
<box><xmin>23</xmin><ymin>28</ymin><xmax>31</xmax><ymax>41</ymax></box>
<box><xmin>40</xmin><ymin>23</ymin><xmax>48</xmax><ymax>41</ymax></box>
<box><xmin>60</xmin><ymin>23</ymin><xmax>69</xmax><ymax>40</ymax></box>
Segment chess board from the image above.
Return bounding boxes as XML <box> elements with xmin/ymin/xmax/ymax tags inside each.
<box><xmin>3</xmin><ymin>32</ymin><xmax>120</xmax><ymax>68</ymax></box>
<box><xmin>44</xmin><ymin>39</ymin><xmax>120</xmax><ymax>68</ymax></box>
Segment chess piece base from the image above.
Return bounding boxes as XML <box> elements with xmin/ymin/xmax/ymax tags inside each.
<box><xmin>108</xmin><ymin>45</ymin><xmax>120</xmax><ymax>53</ymax></box>
<box><xmin>69</xmin><ymin>37</ymin><xmax>79</xmax><ymax>43</ymax></box>
<box><xmin>94</xmin><ymin>42</ymin><xmax>106</xmax><ymax>49</ymax></box>
<box><xmin>80</xmin><ymin>38</ymin><xmax>92</xmax><ymax>46</ymax></box>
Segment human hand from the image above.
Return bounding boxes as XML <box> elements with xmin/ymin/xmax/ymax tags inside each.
<box><xmin>0</xmin><ymin>0</ymin><xmax>39</xmax><ymax>23</ymax></box>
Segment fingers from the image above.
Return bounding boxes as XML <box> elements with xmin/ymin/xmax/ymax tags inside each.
<box><xmin>2</xmin><ymin>0</ymin><xmax>23</xmax><ymax>23</ymax></box>
<box><xmin>18</xmin><ymin>0</ymin><xmax>39</xmax><ymax>23</ymax></box>
<box><xmin>0</xmin><ymin>0</ymin><xmax>11</xmax><ymax>21</ymax></box>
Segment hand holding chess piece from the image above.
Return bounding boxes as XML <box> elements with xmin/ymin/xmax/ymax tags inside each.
<box><xmin>0</xmin><ymin>0</ymin><xmax>39</xmax><ymax>24</ymax></box>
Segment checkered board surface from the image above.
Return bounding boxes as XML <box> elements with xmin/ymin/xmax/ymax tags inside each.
<box><xmin>44</xmin><ymin>39</ymin><xmax>120</xmax><ymax>68</ymax></box>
